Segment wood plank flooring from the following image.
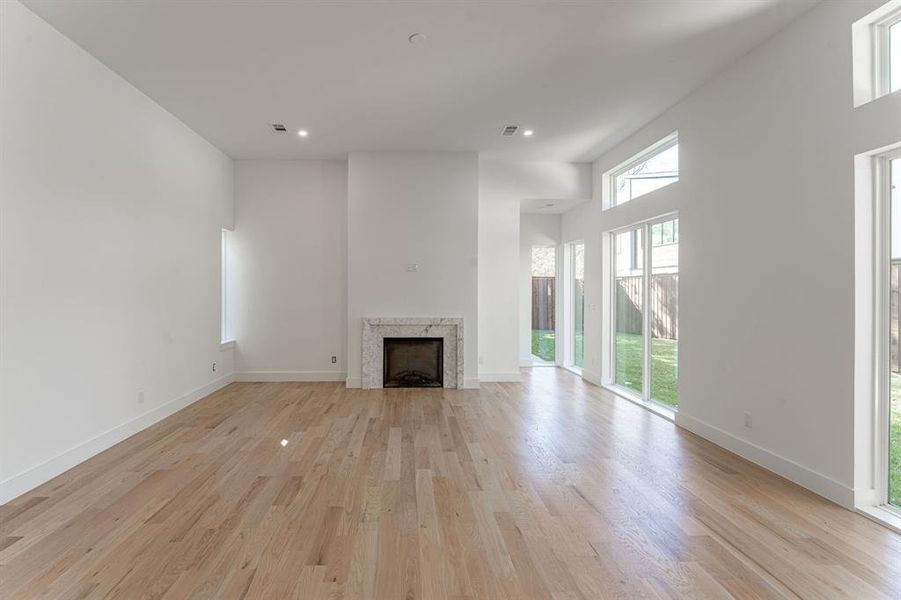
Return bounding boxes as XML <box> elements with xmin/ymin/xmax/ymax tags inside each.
<box><xmin>1</xmin><ymin>368</ymin><xmax>900</xmax><ymax>599</ymax></box>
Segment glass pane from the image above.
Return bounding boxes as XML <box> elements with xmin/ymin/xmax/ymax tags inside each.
<box><xmin>662</xmin><ymin>220</ymin><xmax>674</xmax><ymax>244</ymax></box>
<box><xmin>651</xmin><ymin>223</ymin><xmax>662</xmax><ymax>246</ymax></box>
<box><xmin>891</xmin><ymin>158</ymin><xmax>901</xmax><ymax>507</ymax></box>
<box><xmin>650</xmin><ymin>219</ymin><xmax>679</xmax><ymax>408</ymax></box>
<box><xmin>614</xmin><ymin>229</ymin><xmax>643</xmax><ymax>394</ymax></box>
<box><xmin>615</xmin><ymin>143</ymin><xmax>679</xmax><ymax>206</ymax></box>
<box><xmin>891</xmin><ymin>21</ymin><xmax>900</xmax><ymax>93</ymax></box>
<box><xmin>531</xmin><ymin>247</ymin><xmax>556</xmax><ymax>363</ymax></box>
<box><xmin>574</xmin><ymin>243</ymin><xmax>585</xmax><ymax>369</ymax></box>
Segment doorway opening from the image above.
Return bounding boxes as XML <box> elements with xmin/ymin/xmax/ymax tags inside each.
<box><xmin>531</xmin><ymin>246</ymin><xmax>557</xmax><ymax>365</ymax></box>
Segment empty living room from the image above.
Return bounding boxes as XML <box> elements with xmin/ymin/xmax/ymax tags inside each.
<box><xmin>3</xmin><ymin>0</ymin><xmax>901</xmax><ymax>598</ymax></box>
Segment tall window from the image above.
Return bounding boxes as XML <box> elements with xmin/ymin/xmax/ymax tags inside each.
<box><xmin>606</xmin><ymin>133</ymin><xmax>679</xmax><ymax>208</ymax></box>
<box><xmin>886</xmin><ymin>152</ymin><xmax>901</xmax><ymax>507</ymax></box>
<box><xmin>531</xmin><ymin>246</ymin><xmax>557</xmax><ymax>364</ymax></box>
<box><xmin>613</xmin><ymin>228</ymin><xmax>644</xmax><ymax>395</ymax></box>
<box><xmin>609</xmin><ymin>216</ymin><xmax>679</xmax><ymax>409</ymax></box>
<box><xmin>565</xmin><ymin>241</ymin><xmax>585</xmax><ymax>370</ymax></box>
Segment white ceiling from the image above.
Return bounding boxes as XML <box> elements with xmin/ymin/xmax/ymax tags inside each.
<box><xmin>23</xmin><ymin>0</ymin><xmax>816</xmax><ymax>162</ymax></box>
<box><xmin>520</xmin><ymin>197</ymin><xmax>590</xmax><ymax>215</ymax></box>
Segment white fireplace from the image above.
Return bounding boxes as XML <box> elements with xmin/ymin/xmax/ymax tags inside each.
<box><xmin>361</xmin><ymin>318</ymin><xmax>464</xmax><ymax>389</ymax></box>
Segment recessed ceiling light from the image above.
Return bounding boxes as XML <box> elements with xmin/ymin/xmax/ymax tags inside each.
<box><xmin>523</xmin><ymin>130</ymin><xmax>534</xmax><ymax>137</ymax></box>
<box><xmin>297</xmin><ymin>129</ymin><xmax>309</xmax><ymax>138</ymax></box>
<box><xmin>280</xmin><ymin>439</ymin><xmax>289</xmax><ymax>447</ymax></box>
<box><xmin>408</xmin><ymin>33</ymin><xmax>426</xmax><ymax>44</ymax></box>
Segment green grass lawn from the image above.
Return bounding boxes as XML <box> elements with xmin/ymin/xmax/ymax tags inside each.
<box><xmin>531</xmin><ymin>329</ymin><xmax>584</xmax><ymax>367</ymax></box>
<box><xmin>615</xmin><ymin>332</ymin><xmax>678</xmax><ymax>408</ymax></box>
<box><xmin>531</xmin><ymin>329</ymin><xmax>555</xmax><ymax>362</ymax></box>
<box><xmin>889</xmin><ymin>374</ymin><xmax>901</xmax><ymax>507</ymax></box>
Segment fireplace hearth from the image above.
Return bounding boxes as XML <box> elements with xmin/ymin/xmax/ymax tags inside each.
<box><xmin>383</xmin><ymin>337</ymin><xmax>443</xmax><ymax>388</ymax></box>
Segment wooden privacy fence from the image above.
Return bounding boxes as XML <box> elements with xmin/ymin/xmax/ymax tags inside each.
<box><xmin>616</xmin><ymin>274</ymin><xmax>679</xmax><ymax>340</ymax></box>
<box><xmin>532</xmin><ymin>277</ymin><xmax>555</xmax><ymax>330</ymax></box>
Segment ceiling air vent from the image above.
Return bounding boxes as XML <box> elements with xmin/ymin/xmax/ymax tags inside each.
<box><xmin>270</xmin><ymin>123</ymin><xmax>287</xmax><ymax>133</ymax></box>
<box><xmin>500</xmin><ymin>124</ymin><xmax>519</xmax><ymax>136</ymax></box>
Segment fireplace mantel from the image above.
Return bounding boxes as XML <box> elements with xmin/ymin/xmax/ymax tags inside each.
<box><xmin>361</xmin><ymin>317</ymin><xmax>464</xmax><ymax>389</ymax></box>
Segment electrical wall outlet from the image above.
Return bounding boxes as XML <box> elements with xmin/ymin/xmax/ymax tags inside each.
<box><xmin>743</xmin><ymin>412</ymin><xmax>752</xmax><ymax>428</ymax></box>
<box><xmin>331</xmin><ymin>356</ymin><xmax>337</xmax><ymax>364</ymax></box>
<box><xmin>137</xmin><ymin>391</ymin><xmax>145</xmax><ymax>404</ymax></box>
<box><xmin>212</xmin><ymin>362</ymin><xmax>217</xmax><ymax>372</ymax></box>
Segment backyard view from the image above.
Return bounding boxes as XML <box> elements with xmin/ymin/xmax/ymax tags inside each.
<box><xmin>531</xmin><ymin>329</ymin><xmax>555</xmax><ymax>362</ymax></box>
<box><xmin>531</xmin><ymin>246</ymin><xmax>556</xmax><ymax>363</ymax></box>
<box><xmin>530</xmin><ymin>329</ymin><xmax>583</xmax><ymax>366</ymax></box>
<box><xmin>614</xmin><ymin>221</ymin><xmax>679</xmax><ymax>408</ymax></box>
<box><xmin>615</xmin><ymin>333</ymin><xmax>678</xmax><ymax>408</ymax></box>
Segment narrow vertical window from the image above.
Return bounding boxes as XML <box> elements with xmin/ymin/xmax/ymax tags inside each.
<box><xmin>564</xmin><ymin>241</ymin><xmax>585</xmax><ymax>371</ymax></box>
<box><xmin>650</xmin><ymin>218</ymin><xmax>679</xmax><ymax>408</ymax></box>
<box><xmin>613</xmin><ymin>227</ymin><xmax>644</xmax><ymax>395</ymax></box>
<box><xmin>531</xmin><ymin>246</ymin><xmax>557</xmax><ymax>365</ymax></box>
<box><xmin>888</xmin><ymin>154</ymin><xmax>901</xmax><ymax>507</ymax></box>
<box><xmin>573</xmin><ymin>242</ymin><xmax>585</xmax><ymax>370</ymax></box>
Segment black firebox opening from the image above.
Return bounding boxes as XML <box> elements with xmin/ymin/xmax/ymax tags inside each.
<box><xmin>383</xmin><ymin>337</ymin><xmax>444</xmax><ymax>388</ymax></box>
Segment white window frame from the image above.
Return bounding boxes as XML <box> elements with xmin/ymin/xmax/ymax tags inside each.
<box><xmin>854</xmin><ymin>0</ymin><xmax>901</xmax><ymax>106</ymax></box>
<box><xmin>603</xmin><ymin>132</ymin><xmax>679</xmax><ymax>210</ymax></box>
<box><xmin>875</xmin><ymin>148</ymin><xmax>901</xmax><ymax>514</ymax></box>
<box><xmin>874</xmin><ymin>7</ymin><xmax>901</xmax><ymax>97</ymax></box>
<box><xmin>603</xmin><ymin>213</ymin><xmax>679</xmax><ymax>418</ymax></box>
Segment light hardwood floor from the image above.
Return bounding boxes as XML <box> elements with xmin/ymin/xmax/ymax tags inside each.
<box><xmin>1</xmin><ymin>368</ymin><xmax>900</xmax><ymax>599</ymax></box>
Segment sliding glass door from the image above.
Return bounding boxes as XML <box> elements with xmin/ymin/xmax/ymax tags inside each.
<box><xmin>610</xmin><ymin>217</ymin><xmax>679</xmax><ymax>409</ymax></box>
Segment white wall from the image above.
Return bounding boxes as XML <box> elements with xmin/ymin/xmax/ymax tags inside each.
<box><xmin>562</xmin><ymin>201</ymin><xmax>601</xmax><ymax>380</ymax></box>
<box><xmin>347</xmin><ymin>152</ymin><xmax>479</xmax><ymax>387</ymax></box>
<box><xmin>478</xmin><ymin>161</ymin><xmax>590</xmax><ymax>380</ymax></box>
<box><xmin>0</xmin><ymin>1</ymin><xmax>235</xmax><ymax>503</ymax></box>
<box><xmin>565</xmin><ymin>0</ymin><xmax>901</xmax><ymax>507</ymax></box>
<box><xmin>232</xmin><ymin>160</ymin><xmax>347</xmax><ymax>381</ymax></box>
<box><xmin>519</xmin><ymin>214</ymin><xmax>562</xmax><ymax>365</ymax></box>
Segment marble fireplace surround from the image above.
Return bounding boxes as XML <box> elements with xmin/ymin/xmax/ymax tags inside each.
<box><xmin>361</xmin><ymin>318</ymin><xmax>464</xmax><ymax>389</ymax></box>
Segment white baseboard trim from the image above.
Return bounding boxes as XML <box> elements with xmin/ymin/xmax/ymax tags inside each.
<box><xmin>581</xmin><ymin>369</ymin><xmax>602</xmax><ymax>386</ymax></box>
<box><xmin>0</xmin><ymin>373</ymin><xmax>235</xmax><ymax>505</ymax></box>
<box><xmin>478</xmin><ymin>372</ymin><xmax>522</xmax><ymax>383</ymax></box>
<box><xmin>675</xmin><ymin>412</ymin><xmax>854</xmax><ymax>509</ymax></box>
<box><xmin>235</xmin><ymin>371</ymin><xmax>346</xmax><ymax>382</ymax></box>
<box><xmin>519</xmin><ymin>359</ymin><xmax>533</xmax><ymax>368</ymax></box>
<box><xmin>463</xmin><ymin>378</ymin><xmax>481</xmax><ymax>389</ymax></box>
